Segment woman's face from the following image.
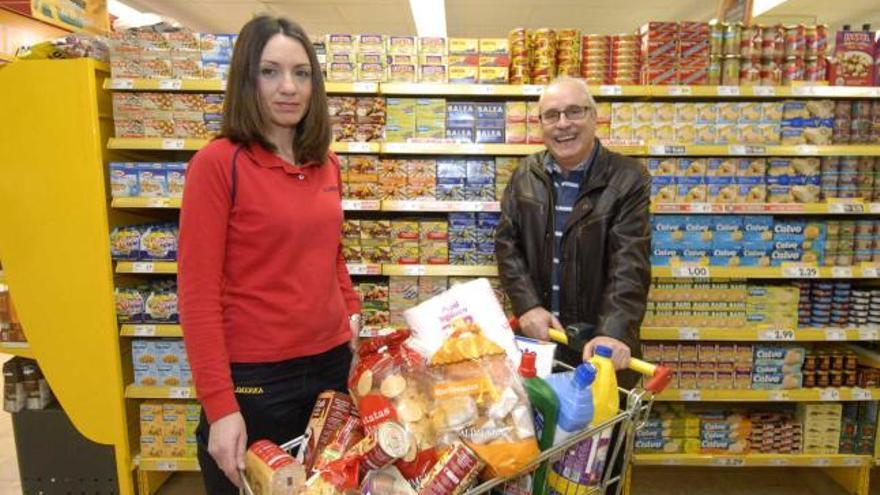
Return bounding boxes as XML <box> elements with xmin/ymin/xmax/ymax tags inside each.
<box><xmin>257</xmin><ymin>33</ymin><xmax>313</xmax><ymax>131</ymax></box>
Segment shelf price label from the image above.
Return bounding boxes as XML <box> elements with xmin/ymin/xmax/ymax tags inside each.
<box><xmin>728</xmin><ymin>145</ymin><xmax>766</xmax><ymax>155</ymax></box>
<box><xmin>810</xmin><ymin>458</ymin><xmax>831</xmax><ymax>467</ymax></box>
<box><xmin>146</xmin><ymin>198</ymin><xmax>173</xmax><ymax>208</ymax></box>
<box><xmin>402</xmin><ymin>265</ymin><xmax>428</xmax><ymax>276</ymax></box>
<box><xmin>346</xmin><ymin>264</ymin><xmax>380</xmax><ymax>276</ymax></box>
<box><xmin>679</xmin><ymin>390</ymin><xmax>701</xmax><ymax>401</ymax></box>
<box><xmin>521</xmin><ymin>85</ymin><xmax>544</xmax><ymax>95</ymax></box>
<box><xmin>161</xmin><ymin>139</ymin><xmax>185</xmax><ymax>150</ymax></box>
<box><xmin>768</xmin><ymin>391</ymin><xmax>791</xmax><ymax>401</ymax></box>
<box><xmin>688</xmin><ymin>203</ymin><xmax>713</xmax><ymax>213</ymax></box>
<box><xmin>667</xmin><ymin>86</ymin><xmax>693</xmax><ymax>96</ymax></box>
<box><xmin>660</xmin><ymin>458</ymin><xmax>682</xmax><ymax>465</ymax></box>
<box><xmin>858</xmin><ymin>328</ymin><xmax>879</xmax><ymax>340</ymax></box>
<box><xmin>155</xmin><ymin>460</ymin><xmax>179</xmax><ymax>471</ymax></box>
<box><xmin>352</xmin><ymin>82</ymin><xmax>377</xmax><ymax>92</ymax></box>
<box><xmin>346</xmin><ymin>142</ymin><xmax>373</xmax><ymax>153</ymax></box>
<box><xmin>678</xmin><ymin>328</ymin><xmax>700</xmax><ymax>340</ymax></box>
<box><xmin>828</xmin><ymin>202</ymin><xmax>866</xmax><ymax>214</ymax></box>
<box><xmin>672</xmin><ymin>265</ymin><xmax>710</xmax><ymax>278</ymax></box>
<box><xmin>131</xmin><ymin>262</ymin><xmax>155</xmax><ymax>273</ymax></box>
<box><xmin>133</xmin><ymin>325</ymin><xmax>156</xmax><ymax>337</ymax></box>
<box><xmin>753</xmin><ymin>86</ymin><xmax>776</xmax><ymax>97</ymax></box>
<box><xmin>831</xmin><ymin>267</ymin><xmax>854</xmax><ymax>278</ymax></box>
<box><xmin>861</xmin><ymin>264</ymin><xmax>880</xmax><ymax>278</ymax></box>
<box><xmin>716</xmin><ymin>86</ymin><xmax>740</xmax><ymax>96</ymax></box>
<box><xmin>794</xmin><ymin>145</ymin><xmax>814</xmax><ymax>155</ymax></box>
<box><xmin>169</xmin><ymin>387</ymin><xmax>192</xmax><ymax>399</ymax></box>
<box><xmin>649</xmin><ymin>145</ymin><xmax>687</xmax><ymax>156</ymax></box>
<box><xmin>824</xmin><ymin>329</ymin><xmax>847</xmax><ymax>341</ymax></box>
<box><xmin>842</xmin><ymin>458</ymin><xmax>864</xmax><ymax>467</ymax></box>
<box><xmin>472</xmin><ymin>85</ymin><xmax>497</xmax><ymax>95</ymax></box>
<box><xmin>870</xmin><ymin>203</ymin><xmax>880</xmax><ymax>214</ymax></box>
<box><xmin>851</xmin><ymin>388</ymin><xmax>872</xmax><ymax>401</ymax></box>
<box><xmin>782</xmin><ymin>265</ymin><xmax>820</xmax><ymax>278</ymax></box>
<box><xmin>461</xmin><ymin>144</ymin><xmax>487</xmax><ymax>154</ymax></box>
<box><xmin>792</xmin><ymin>86</ymin><xmax>817</xmax><ymax>96</ymax></box>
<box><xmin>599</xmin><ymin>85</ymin><xmax>623</xmax><ymax>96</ymax></box>
<box><xmin>111</xmin><ymin>79</ymin><xmax>134</xmax><ymax>89</ymax></box>
<box><xmin>758</xmin><ymin>329</ymin><xmax>795</xmax><ymax>341</ymax></box>
<box><xmin>383</xmin><ymin>143</ymin><xmax>406</xmax><ymax>153</ymax></box>
<box><xmin>820</xmin><ymin>388</ymin><xmax>841</xmax><ymax>401</ymax></box>
<box><xmin>158</xmin><ymin>79</ymin><xmax>183</xmax><ymax>90</ymax></box>
<box><xmin>711</xmin><ymin>457</ymin><xmax>745</xmax><ymax>467</ymax></box>
<box><xmin>767</xmin><ymin>458</ymin><xmax>789</xmax><ymax>466</ymax></box>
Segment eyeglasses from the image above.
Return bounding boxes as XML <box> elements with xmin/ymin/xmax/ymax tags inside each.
<box><xmin>540</xmin><ymin>105</ymin><xmax>593</xmax><ymax>124</ymax></box>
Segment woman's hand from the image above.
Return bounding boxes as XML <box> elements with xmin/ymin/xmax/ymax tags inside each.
<box><xmin>208</xmin><ymin>412</ymin><xmax>248</xmax><ymax>487</ymax></box>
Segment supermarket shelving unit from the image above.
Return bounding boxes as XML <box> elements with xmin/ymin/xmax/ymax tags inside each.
<box><xmin>0</xmin><ymin>65</ymin><xmax>878</xmax><ymax>494</ymax></box>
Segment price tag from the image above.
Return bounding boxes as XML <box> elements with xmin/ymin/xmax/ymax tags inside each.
<box><xmin>861</xmin><ymin>264</ymin><xmax>880</xmax><ymax>278</ymax></box>
<box><xmin>347</xmin><ymin>264</ymin><xmax>368</xmax><ymax>275</ymax></box>
<box><xmin>521</xmin><ymin>85</ymin><xmax>544</xmax><ymax>95</ymax></box>
<box><xmin>650</xmin><ymin>145</ymin><xmax>687</xmax><ymax>155</ymax></box>
<box><xmin>347</xmin><ymin>142</ymin><xmax>372</xmax><ymax>153</ymax></box>
<box><xmin>131</xmin><ymin>262</ymin><xmax>155</xmax><ymax>273</ymax></box>
<box><xmin>832</xmin><ymin>267</ymin><xmax>854</xmax><ymax>278</ymax></box>
<box><xmin>352</xmin><ymin>82</ymin><xmax>377</xmax><ymax>92</ymax></box>
<box><xmin>759</xmin><ymin>329</ymin><xmax>796</xmax><ymax>341</ymax></box>
<box><xmin>402</xmin><ymin>265</ymin><xmax>428</xmax><ymax>276</ymax></box>
<box><xmin>717</xmin><ymin>86</ymin><xmax>740</xmax><ymax>96</ymax></box>
<box><xmin>753</xmin><ymin>86</ymin><xmax>776</xmax><ymax>96</ymax></box>
<box><xmin>820</xmin><ymin>388</ymin><xmax>841</xmax><ymax>401</ymax></box>
<box><xmin>111</xmin><ymin>79</ymin><xmax>135</xmax><ymax>89</ymax></box>
<box><xmin>793</xmin><ymin>86</ymin><xmax>816</xmax><ymax>96</ymax></box>
<box><xmin>678</xmin><ymin>328</ymin><xmax>700</xmax><ymax>340</ymax></box>
<box><xmin>161</xmin><ymin>139</ymin><xmax>185</xmax><ymax>150</ymax></box>
<box><xmin>169</xmin><ymin>387</ymin><xmax>191</xmax><ymax>399</ymax></box>
<box><xmin>828</xmin><ymin>202</ymin><xmax>866</xmax><ymax>214</ymax></box>
<box><xmin>133</xmin><ymin>325</ymin><xmax>156</xmax><ymax>337</ymax></box>
<box><xmin>679</xmin><ymin>390</ymin><xmax>701</xmax><ymax>401</ymax></box>
<box><xmin>768</xmin><ymin>458</ymin><xmax>789</xmax><ymax>466</ymax></box>
<box><xmin>851</xmin><ymin>388</ymin><xmax>872</xmax><ymax>401</ymax></box>
<box><xmin>769</xmin><ymin>391</ymin><xmax>791</xmax><ymax>401</ymax></box>
<box><xmin>689</xmin><ymin>203</ymin><xmax>713</xmax><ymax>213</ymax></box>
<box><xmin>146</xmin><ymin>198</ymin><xmax>172</xmax><ymax>208</ymax></box>
<box><xmin>858</xmin><ymin>328</ymin><xmax>879</xmax><ymax>340</ymax></box>
<box><xmin>220</xmin><ymin>80</ymin><xmax>228</xmax><ymax>91</ymax></box>
<box><xmin>156</xmin><ymin>460</ymin><xmax>179</xmax><ymax>471</ymax></box>
<box><xmin>668</xmin><ymin>86</ymin><xmax>693</xmax><ymax>96</ymax></box>
<box><xmin>711</xmin><ymin>457</ymin><xmax>745</xmax><ymax>467</ymax></box>
<box><xmin>461</xmin><ymin>144</ymin><xmax>487</xmax><ymax>154</ymax></box>
<box><xmin>599</xmin><ymin>85</ymin><xmax>623</xmax><ymax>96</ymax></box>
<box><xmin>384</xmin><ymin>143</ymin><xmax>405</xmax><ymax>153</ymax></box>
<box><xmin>824</xmin><ymin>329</ymin><xmax>846</xmax><ymax>341</ymax></box>
<box><xmin>158</xmin><ymin>79</ymin><xmax>183</xmax><ymax>90</ymax></box>
<box><xmin>672</xmin><ymin>265</ymin><xmax>711</xmax><ymax>278</ymax></box>
<box><xmin>782</xmin><ymin>265</ymin><xmax>820</xmax><ymax>278</ymax></box>
<box><xmin>842</xmin><ymin>457</ymin><xmax>864</xmax><ymax>467</ymax></box>
<box><xmin>661</xmin><ymin>458</ymin><xmax>682</xmax><ymax>465</ymax></box>
<box><xmin>794</xmin><ymin>145</ymin><xmax>814</xmax><ymax>155</ymax></box>
<box><xmin>473</xmin><ymin>85</ymin><xmax>497</xmax><ymax>95</ymax></box>
<box><xmin>870</xmin><ymin>203</ymin><xmax>880</xmax><ymax>214</ymax></box>
<box><xmin>810</xmin><ymin>458</ymin><xmax>831</xmax><ymax>467</ymax></box>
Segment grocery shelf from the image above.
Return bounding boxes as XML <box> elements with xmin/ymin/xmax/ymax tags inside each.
<box><xmin>641</xmin><ymin>326</ymin><xmax>880</xmax><ymax>342</ymax></box>
<box><xmin>120</xmin><ymin>324</ymin><xmax>182</xmax><ymax>338</ymax></box>
<box><xmin>382</xmin><ymin>264</ymin><xmax>499</xmax><ymax>276</ymax></box>
<box><xmin>652</xmin><ymin>264</ymin><xmax>880</xmax><ymax>279</ymax></box>
<box><xmin>380</xmin><ymin>82</ymin><xmax>547</xmax><ymax>96</ymax></box>
<box><xmin>652</xmin><ymin>202</ymin><xmax>880</xmax><ymax>215</ymax></box>
<box><xmin>331</xmin><ymin>142</ymin><xmax>382</xmax><ymax>153</ymax></box>
<box><xmin>105</xmin><ymin>78</ymin><xmax>225</xmax><ymax>91</ymax></box>
<box><xmin>633</xmin><ymin>453</ymin><xmax>872</xmax><ymax>467</ymax></box>
<box><xmin>111</xmin><ymin>197</ymin><xmax>182</xmax><ymax>209</ymax></box>
<box><xmin>643</xmin><ymin>144</ymin><xmax>880</xmax><ymax>157</ymax></box>
<box><xmin>137</xmin><ymin>456</ymin><xmax>200</xmax><ymax>472</ymax></box>
<box><xmin>115</xmin><ymin>261</ymin><xmax>178</xmax><ymax>274</ymax></box>
<box><xmin>125</xmin><ymin>385</ymin><xmax>196</xmax><ymax>399</ymax></box>
<box><xmin>107</xmin><ymin>138</ymin><xmax>208</xmax><ymax>150</ymax></box>
<box><xmin>0</xmin><ymin>342</ymin><xmax>34</xmax><ymax>359</ymax></box>
<box><xmin>380</xmin><ymin>200</ymin><xmax>500</xmax><ymax>212</ymax></box>
<box><xmin>656</xmin><ymin>388</ymin><xmax>880</xmax><ymax>402</ymax></box>
<box><xmin>646</xmin><ymin>85</ymin><xmax>880</xmax><ymax>99</ymax></box>
<box><xmin>380</xmin><ymin>142</ymin><xmax>545</xmax><ymax>155</ymax></box>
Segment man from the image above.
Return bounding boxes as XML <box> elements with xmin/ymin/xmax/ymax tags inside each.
<box><xmin>496</xmin><ymin>76</ymin><xmax>651</xmax><ymax>382</ymax></box>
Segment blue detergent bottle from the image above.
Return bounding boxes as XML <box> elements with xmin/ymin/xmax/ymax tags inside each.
<box><xmin>545</xmin><ymin>362</ymin><xmax>597</xmax><ymax>445</ymax></box>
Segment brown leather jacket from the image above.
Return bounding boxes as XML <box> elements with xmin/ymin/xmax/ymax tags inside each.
<box><xmin>495</xmin><ymin>142</ymin><xmax>652</xmax><ymax>375</ymax></box>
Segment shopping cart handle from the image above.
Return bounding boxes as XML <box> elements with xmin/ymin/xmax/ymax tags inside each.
<box><xmin>628</xmin><ymin>358</ymin><xmax>673</xmax><ymax>394</ymax></box>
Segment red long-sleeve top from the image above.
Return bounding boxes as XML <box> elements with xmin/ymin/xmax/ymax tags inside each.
<box><xmin>178</xmin><ymin>138</ymin><xmax>361</xmax><ymax>423</ymax></box>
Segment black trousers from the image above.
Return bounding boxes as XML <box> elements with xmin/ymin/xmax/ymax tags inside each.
<box><xmin>196</xmin><ymin>344</ymin><xmax>352</xmax><ymax>495</ymax></box>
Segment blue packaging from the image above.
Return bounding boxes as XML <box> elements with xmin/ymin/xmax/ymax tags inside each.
<box><xmin>475</xmin><ymin>127</ymin><xmax>505</xmax><ymax>143</ymax></box>
<box><xmin>475</xmin><ymin>102</ymin><xmax>505</xmax><ymax>120</ymax></box>
<box><xmin>712</xmin><ymin>216</ymin><xmax>744</xmax><ymax>243</ymax></box>
<box><xmin>110</xmin><ymin>162</ymin><xmax>139</xmax><ymax>198</ymax></box>
<box><xmin>138</xmin><ymin>163</ymin><xmax>169</xmax><ymax>198</ymax></box>
<box><xmin>650</xmin><ymin>246</ymin><xmax>679</xmax><ymax>266</ymax></box>
<box><xmin>446</xmin><ymin>102</ymin><xmax>476</xmax><ymax>124</ymax></box>
<box><xmin>742</xmin><ymin>216</ymin><xmax>774</xmax><ymax>242</ymax></box>
<box><xmin>710</xmin><ymin>244</ymin><xmax>742</xmax><ymax>266</ymax></box>
<box><xmin>466</xmin><ymin>159</ymin><xmax>495</xmax><ymax>184</ymax></box>
<box><xmin>446</xmin><ymin>127</ymin><xmax>475</xmax><ymax>143</ymax></box>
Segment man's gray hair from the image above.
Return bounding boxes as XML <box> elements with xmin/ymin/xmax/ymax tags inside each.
<box><xmin>538</xmin><ymin>76</ymin><xmax>597</xmax><ymax>108</ymax></box>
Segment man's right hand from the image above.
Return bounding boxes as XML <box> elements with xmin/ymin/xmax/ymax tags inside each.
<box><xmin>518</xmin><ymin>306</ymin><xmax>563</xmax><ymax>341</ymax></box>
<box><xmin>208</xmin><ymin>411</ymin><xmax>247</xmax><ymax>488</ymax></box>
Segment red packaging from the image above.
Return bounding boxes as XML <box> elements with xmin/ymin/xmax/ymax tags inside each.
<box><xmin>784</xmin><ymin>24</ymin><xmax>807</xmax><ymax>57</ymax></box>
<box><xmin>762</xmin><ymin>25</ymin><xmax>785</xmax><ymax>59</ymax></box>
<box><xmin>830</xmin><ymin>28</ymin><xmax>877</xmax><ymax>86</ymax></box>
<box><xmin>761</xmin><ymin>58</ymin><xmax>783</xmax><ymax>86</ymax></box>
<box><xmin>416</xmin><ymin>442</ymin><xmax>484</xmax><ymax>495</ymax></box>
<box><xmin>740</xmin><ymin>57</ymin><xmax>761</xmax><ymax>85</ymax></box>
<box><xmin>680</xmin><ymin>40</ymin><xmax>711</xmax><ymax>61</ymax></box>
<box><xmin>741</xmin><ymin>25</ymin><xmax>762</xmax><ymax>58</ymax></box>
<box><xmin>297</xmin><ymin>391</ymin><xmax>359</xmax><ymax>475</ymax></box>
<box><xmin>640</xmin><ymin>21</ymin><xmax>680</xmax><ymax>37</ymax></box>
<box><xmin>804</xmin><ymin>57</ymin><xmax>827</xmax><ymax>82</ymax></box>
<box><xmin>642</xmin><ymin>65</ymin><xmax>679</xmax><ymax>85</ymax></box>
<box><xmin>680</xmin><ymin>21</ymin><xmax>710</xmax><ymax>39</ymax></box>
<box><xmin>678</xmin><ymin>65</ymin><xmax>709</xmax><ymax>85</ymax></box>
<box><xmin>782</xmin><ymin>56</ymin><xmax>805</xmax><ymax>84</ymax></box>
<box><xmin>815</xmin><ymin>25</ymin><xmax>830</xmax><ymax>57</ymax></box>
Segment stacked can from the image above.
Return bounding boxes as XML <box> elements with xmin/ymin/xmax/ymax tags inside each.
<box><xmin>839</xmin><ymin>157</ymin><xmax>859</xmax><ymax>199</ymax></box>
<box><xmin>530</xmin><ymin>29</ymin><xmax>557</xmax><ymax>85</ymax></box>
<box><xmin>796</xmin><ymin>280</ymin><xmax>813</xmax><ymax>327</ymax></box>
<box><xmin>820</xmin><ymin>157</ymin><xmax>839</xmax><ymax>199</ymax></box>
<box><xmin>873</xmin><ymin>101</ymin><xmax>880</xmax><ymax>142</ymax></box>
<box><xmin>824</xmin><ymin>221</ymin><xmax>842</xmax><ymax>267</ymax></box>
<box><xmin>708</xmin><ymin>22</ymin><xmax>723</xmax><ymax>84</ymax></box>
<box><xmin>555</xmin><ymin>29</ymin><xmax>580</xmax><ymax>77</ymax></box>
<box><xmin>508</xmin><ymin>28</ymin><xmax>530</xmax><ymax>84</ymax></box>
<box><xmin>738</xmin><ymin>24</ymin><xmax>761</xmax><ymax>86</ymax></box>
<box><xmin>804</xmin><ymin>24</ymin><xmax>829</xmax><ymax>82</ymax></box>
<box><xmin>678</xmin><ymin>22</ymin><xmax>710</xmax><ymax>85</ymax></box>
<box><xmin>833</xmin><ymin>101</ymin><xmax>852</xmax><ymax>144</ymax></box>
<box><xmin>640</xmin><ymin>22</ymin><xmax>680</xmax><ymax>85</ymax></box>
<box><xmin>856</xmin><ymin>157</ymin><xmax>876</xmax><ymax>201</ymax></box>
<box><xmin>610</xmin><ymin>34</ymin><xmax>640</xmax><ymax>84</ymax></box>
<box><xmin>850</xmin><ymin>288</ymin><xmax>874</xmax><ymax>327</ymax></box>
<box><xmin>838</xmin><ymin>221</ymin><xmax>856</xmax><ymax>266</ymax></box>
<box><xmin>580</xmin><ymin>35</ymin><xmax>609</xmax><ymax>84</ymax></box>
<box><xmin>855</xmin><ymin>220</ymin><xmax>875</xmax><ymax>265</ymax></box>
<box><xmin>759</xmin><ymin>25</ymin><xmax>784</xmax><ymax>86</ymax></box>
<box><xmin>851</xmin><ymin>101</ymin><xmax>875</xmax><ymax>144</ymax></box>
<box><xmin>804</xmin><ymin>348</ymin><xmax>858</xmax><ymax>388</ymax></box>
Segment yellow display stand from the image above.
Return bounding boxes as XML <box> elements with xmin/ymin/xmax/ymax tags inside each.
<box><xmin>0</xmin><ymin>59</ymin><xmax>135</xmax><ymax>494</ymax></box>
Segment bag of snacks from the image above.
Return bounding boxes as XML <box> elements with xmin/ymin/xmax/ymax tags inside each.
<box><xmin>347</xmin><ymin>330</ymin><xmax>439</xmax><ymax>481</ymax></box>
<box><xmin>404</xmin><ymin>278</ymin><xmax>540</xmax><ymax>478</ymax></box>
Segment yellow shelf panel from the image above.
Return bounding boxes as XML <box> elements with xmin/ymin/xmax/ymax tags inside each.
<box><xmin>643</xmin><ymin>144</ymin><xmax>880</xmax><ymax>157</ymax></box>
<box><xmin>380</xmin><ymin>83</ymin><xmax>546</xmax><ymax>97</ymax></box>
<box><xmin>115</xmin><ymin>261</ymin><xmax>178</xmax><ymax>274</ymax></box>
<box><xmin>641</xmin><ymin>326</ymin><xmax>880</xmax><ymax>342</ymax></box>
<box><xmin>647</xmin><ymin>85</ymin><xmax>880</xmax><ymax>99</ymax></box>
<box><xmin>111</xmin><ymin>197</ymin><xmax>182</xmax><ymax>209</ymax></box>
<box><xmin>138</xmin><ymin>456</ymin><xmax>200</xmax><ymax>472</ymax></box>
<box><xmin>652</xmin><ymin>202</ymin><xmax>880</xmax><ymax>215</ymax></box>
<box><xmin>634</xmin><ymin>453</ymin><xmax>872</xmax><ymax>467</ymax></box>
<box><xmin>105</xmin><ymin>78</ymin><xmax>225</xmax><ymax>92</ymax></box>
<box><xmin>656</xmin><ymin>388</ymin><xmax>880</xmax><ymax>402</ymax></box>
<box><xmin>325</xmin><ymin>82</ymin><xmax>379</xmax><ymax>94</ymax></box>
<box><xmin>107</xmin><ymin>138</ymin><xmax>208</xmax><ymax>151</ymax></box>
<box><xmin>331</xmin><ymin>142</ymin><xmax>382</xmax><ymax>153</ymax></box>
<box><xmin>346</xmin><ymin>263</ymin><xmax>383</xmax><ymax>276</ymax></box>
<box><xmin>125</xmin><ymin>385</ymin><xmax>196</xmax><ymax>399</ymax></box>
<box><xmin>381</xmin><ymin>200</ymin><xmax>500</xmax><ymax>212</ymax></box>
<box><xmin>341</xmin><ymin>199</ymin><xmax>382</xmax><ymax>211</ymax></box>
<box><xmin>120</xmin><ymin>325</ymin><xmax>182</xmax><ymax>338</ymax></box>
<box><xmin>652</xmin><ymin>264</ymin><xmax>879</xmax><ymax>279</ymax></box>
<box><xmin>0</xmin><ymin>342</ymin><xmax>34</xmax><ymax>359</ymax></box>
<box><xmin>382</xmin><ymin>264</ymin><xmax>499</xmax><ymax>276</ymax></box>
<box><xmin>381</xmin><ymin>142</ymin><xmax>543</xmax><ymax>155</ymax></box>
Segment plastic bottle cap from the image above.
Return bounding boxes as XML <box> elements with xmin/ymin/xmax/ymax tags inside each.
<box><xmin>574</xmin><ymin>363</ymin><xmax>597</xmax><ymax>388</ymax></box>
<box><xmin>596</xmin><ymin>345</ymin><xmax>614</xmax><ymax>358</ymax></box>
<box><xmin>519</xmin><ymin>351</ymin><xmax>537</xmax><ymax>378</ymax></box>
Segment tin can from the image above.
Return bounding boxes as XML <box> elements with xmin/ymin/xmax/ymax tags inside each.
<box><xmin>815</xmin><ymin>25</ymin><xmax>829</xmax><ymax>57</ymax></box>
<box><xmin>817</xmin><ymin>351</ymin><xmax>831</xmax><ymax>371</ymax></box>
<box><xmin>803</xmin><ymin>372</ymin><xmax>816</xmax><ymax>388</ymax></box>
<box><xmin>803</xmin><ymin>354</ymin><xmax>818</xmax><ymax>372</ymax></box>
<box><xmin>722</xmin><ymin>55</ymin><xmax>741</xmax><ymax>85</ymax></box>
<box><xmin>852</xmin><ymin>100</ymin><xmax>872</xmax><ymax>120</ymax></box>
<box><xmin>710</xmin><ymin>22</ymin><xmax>725</xmax><ymax>56</ymax></box>
<box><xmin>784</xmin><ymin>24</ymin><xmax>806</xmax><ymax>57</ymax></box>
<box><xmin>760</xmin><ymin>58</ymin><xmax>782</xmax><ymax>86</ymax></box>
<box><xmin>830</xmin><ymin>370</ymin><xmax>844</xmax><ymax>387</ymax></box>
<box><xmin>741</xmin><ymin>25</ymin><xmax>761</xmax><ymax>58</ymax></box>
<box><xmin>723</xmin><ymin>22</ymin><xmax>742</xmax><ymax>56</ymax></box>
<box><xmin>845</xmin><ymin>352</ymin><xmax>859</xmax><ymax>371</ymax></box>
<box><xmin>804</xmin><ymin>57</ymin><xmax>826</xmax><ymax>81</ymax></box>
<box><xmin>816</xmin><ymin>370</ymin><xmax>830</xmax><ymax>387</ymax></box>
<box><xmin>844</xmin><ymin>370</ymin><xmax>858</xmax><ymax>387</ymax></box>
<box><xmin>762</xmin><ymin>25</ymin><xmax>784</xmax><ymax>58</ymax></box>
<box><xmin>739</xmin><ymin>56</ymin><xmax>761</xmax><ymax>85</ymax></box>
<box><xmin>357</xmin><ymin>421</ymin><xmax>410</xmax><ymax>477</ymax></box>
<box><xmin>782</xmin><ymin>56</ymin><xmax>804</xmax><ymax>84</ymax></box>
<box><xmin>708</xmin><ymin>56</ymin><xmax>722</xmax><ymax>85</ymax></box>
<box><xmin>831</xmin><ymin>351</ymin><xmax>845</xmax><ymax>371</ymax></box>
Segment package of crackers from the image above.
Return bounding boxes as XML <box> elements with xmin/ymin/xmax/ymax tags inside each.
<box><xmin>296</xmin><ymin>391</ymin><xmax>360</xmax><ymax>475</ymax></box>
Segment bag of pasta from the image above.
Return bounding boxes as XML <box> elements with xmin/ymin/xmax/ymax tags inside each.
<box><xmin>347</xmin><ymin>330</ymin><xmax>439</xmax><ymax>482</ymax></box>
<box><xmin>404</xmin><ymin>278</ymin><xmax>540</xmax><ymax>478</ymax></box>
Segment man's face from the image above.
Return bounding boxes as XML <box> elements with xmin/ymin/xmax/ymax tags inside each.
<box><xmin>539</xmin><ymin>82</ymin><xmax>597</xmax><ymax>170</ymax></box>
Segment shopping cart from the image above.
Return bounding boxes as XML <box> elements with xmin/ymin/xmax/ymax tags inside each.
<box><xmin>240</xmin><ymin>355</ymin><xmax>669</xmax><ymax>495</ymax></box>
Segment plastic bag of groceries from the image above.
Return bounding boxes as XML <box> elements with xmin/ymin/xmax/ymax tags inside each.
<box><xmin>347</xmin><ymin>330</ymin><xmax>439</xmax><ymax>482</ymax></box>
<box><xmin>404</xmin><ymin>278</ymin><xmax>540</xmax><ymax>478</ymax></box>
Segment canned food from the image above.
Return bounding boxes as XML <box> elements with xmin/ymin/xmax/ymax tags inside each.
<box><xmin>740</xmin><ymin>56</ymin><xmax>761</xmax><ymax>85</ymax></box>
<box><xmin>722</xmin><ymin>55</ymin><xmax>741</xmax><ymax>85</ymax></box>
<box><xmin>804</xmin><ymin>57</ymin><xmax>826</xmax><ymax>81</ymax></box>
<box><xmin>804</xmin><ymin>25</ymin><xmax>818</xmax><ymax>57</ymax></box>
<box><xmin>710</xmin><ymin>22</ymin><xmax>724</xmax><ymax>55</ymax></box>
<box><xmin>816</xmin><ymin>370</ymin><xmax>830</xmax><ymax>387</ymax></box>
<box><xmin>815</xmin><ymin>25</ymin><xmax>829</xmax><ymax>56</ymax></box>
<box><xmin>741</xmin><ymin>25</ymin><xmax>761</xmax><ymax>58</ymax></box>
<box><xmin>831</xmin><ymin>351</ymin><xmax>845</xmax><ymax>371</ymax></box>
<box><xmin>804</xmin><ymin>354</ymin><xmax>818</xmax><ymax>371</ymax></box>
<box><xmin>818</xmin><ymin>351</ymin><xmax>831</xmax><ymax>371</ymax></box>
<box><xmin>760</xmin><ymin>58</ymin><xmax>782</xmax><ymax>86</ymax></box>
<box><xmin>708</xmin><ymin>56</ymin><xmax>722</xmax><ymax>85</ymax></box>
<box><xmin>803</xmin><ymin>372</ymin><xmax>816</xmax><ymax>388</ymax></box>
<box><xmin>723</xmin><ymin>22</ymin><xmax>742</xmax><ymax>56</ymax></box>
<box><xmin>845</xmin><ymin>352</ymin><xmax>858</xmax><ymax>370</ymax></box>
<box><xmin>762</xmin><ymin>25</ymin><xmax>784</xmax><ymax>58</ymax></box>
<box><xmin>830</xmin><ymin>370</ymin><xmax>844</xmax><ymax>387</ymax></box>
<box><xmin>357</xmin><ymin>421</ymin><xmax>410</xmax><ymax>476</ymax></box>
<box><xmin>784</xmin><ymin>24</ymin><xmax>806</xmax><ymax>57</ymax></box>
<box><xmin>782</xmin><ymin>56</ymin><xmax>804</xmax><ymax>84</ymax></box>
<box><xmin>844</xmin><ymin>370</ymin><xmax>857</xmax><ymax>387</ymax></box>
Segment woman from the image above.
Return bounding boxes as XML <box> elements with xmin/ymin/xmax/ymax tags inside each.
<box><xmin>178</xmin><ymin>16</ymin><xmax>361</xmax><ymax>493</ymax></box>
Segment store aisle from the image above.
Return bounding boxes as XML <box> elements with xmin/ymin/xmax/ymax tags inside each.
<box><xmin>0</xmin><ymin>354</ymin><xmax>21</xmax><ymax>495</ymax></box>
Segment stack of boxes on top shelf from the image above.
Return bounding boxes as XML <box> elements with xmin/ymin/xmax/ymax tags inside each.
<box><xmin>107</xmin><ymin>29</ymin><xmax>235</xmax><ymax>81</ymax></box>
<box><xmin>641</xmin><ymin>22</ymin><xmax>711</xmax><ymax>86</ymax></box>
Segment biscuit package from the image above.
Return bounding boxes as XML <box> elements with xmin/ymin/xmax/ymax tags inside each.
<box><xmin>404</xmin><ymin>278</ymin><xmax>540</xmax><ymax>478</ymax></box>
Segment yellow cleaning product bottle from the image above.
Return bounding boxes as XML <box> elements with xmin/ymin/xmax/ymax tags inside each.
<box><xmin>587</xmin><ymin>344</ymin><xmax>619</xmax><ymax>426</ymax></box>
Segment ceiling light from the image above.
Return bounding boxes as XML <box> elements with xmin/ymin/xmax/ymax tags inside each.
<box><xmin>108</xmin><ymin>0</ymin><xmax>161</xmax><ymax>28</ymax></box>
<box><xmin>409</xmin><ymin>0</ymin><xmax>447</xmax><ymax>38</ymax></box>
<box><xmin>752</xmin><ymin>0</ymin><xmax>790</xmax><ymax>18</ymax></box>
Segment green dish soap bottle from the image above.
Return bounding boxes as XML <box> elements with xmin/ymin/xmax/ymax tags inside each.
<box><xmin>519</xmin><ymin>350</ymin><xmax>559</xmax><ymax>495</ymax></box>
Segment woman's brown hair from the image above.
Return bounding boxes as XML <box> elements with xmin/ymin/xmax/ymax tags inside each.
<box><xmin>221</xmin><ymin>15</ymin><xmax>331</xmax><ymax>165</ymax></box>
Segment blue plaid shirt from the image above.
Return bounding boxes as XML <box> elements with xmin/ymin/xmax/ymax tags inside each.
<box><xmin>544</xmin><ymin>142</ymin><xmax>599</xmax><ymax>317</ymax></box>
